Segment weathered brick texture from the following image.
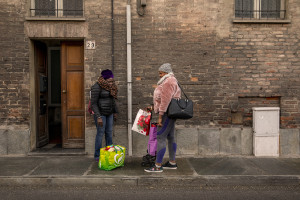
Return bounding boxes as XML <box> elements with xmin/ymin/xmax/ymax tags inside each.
<box><xmin>0</xmin><ymin>1</ymin><xmax>29</xmax><ymax>127</ymax></box>
<box><xmin>1</xmin><ymin>0</ymin><xmax>300</xmax><ymax>130</ymax></box>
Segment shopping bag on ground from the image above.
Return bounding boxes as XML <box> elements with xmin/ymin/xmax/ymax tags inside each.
<box><xmin>132</xmin><ymin>109</ymin><xmax>151</xmax><ymax>136</ymax></box>
<box><xmin>148</xmin><ymin>123</ymin><xmax>157</xmax><ymax>156</ymax></box>
<box><xmin>98</xmin><ymin>145</ymin><xmax>126</xmax><ymax>171</ymax></box>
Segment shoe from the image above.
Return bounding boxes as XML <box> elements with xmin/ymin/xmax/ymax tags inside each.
<box><xmin>94</xmin><ymin>158</ymin><xmax>99</xmax><ymax>162</ymax></box>
<box><xmin>144</xmin><ymin>165</ymin><xmax>163</xmax><ymax>173</ymax></box>
<box><xmin>162</xmin><ymin>161</ymin><xmax>177</xmax><ymax>169</ymax></box>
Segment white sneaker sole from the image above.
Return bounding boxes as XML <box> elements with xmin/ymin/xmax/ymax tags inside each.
<box><xmin>144</xmin><ymin>169</ymin><xmax>163</xmax><ymax>173</ymax></box>
<box><xmin>163</xmin><ymin>167</ymin><xmax>177</xmax><ymax>169</ymax></box>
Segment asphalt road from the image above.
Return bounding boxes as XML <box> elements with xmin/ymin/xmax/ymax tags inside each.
<box><xmin>1</xmin><ymin>185</ymin><xmax>300</xmax><ymax>200</ymax></box>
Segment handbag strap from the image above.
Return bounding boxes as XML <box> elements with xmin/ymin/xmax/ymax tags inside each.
<box><xmin>177</xmin><ymin>81</ymin><xmax>189</xmax><ymax>100</ymax></box>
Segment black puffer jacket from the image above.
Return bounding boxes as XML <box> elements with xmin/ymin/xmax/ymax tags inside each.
<box><xmin>90</xmin><ymin>82</ymin><xmax>118</xmax><ymax>117</ymax></box>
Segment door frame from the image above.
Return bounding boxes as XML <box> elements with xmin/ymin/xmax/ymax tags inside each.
<box><xmin>29</xmin><ymin>39</ymin><xmax>85</xmax><ymax>151</ymax></box>
<box><xmin>29</xmin><ymin>39</ymin><xmax>37</xmax><ymax>151</ymax></box>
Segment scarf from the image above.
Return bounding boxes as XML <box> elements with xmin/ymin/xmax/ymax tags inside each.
<box><xmin>157</xmin><ymin>72</ymin><xmax>174</xmax><ymax>85</ymax></box>
<box><xmin>98</xmin><ymin>76</ymin><xmax>118</xmax><ymax>99</ymax></box>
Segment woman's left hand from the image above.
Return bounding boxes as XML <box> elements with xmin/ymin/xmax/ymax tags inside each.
<box><xmin>113</xmin><ymin>113</ymin><xmax>117</xmax><ymax>121</ymax></box>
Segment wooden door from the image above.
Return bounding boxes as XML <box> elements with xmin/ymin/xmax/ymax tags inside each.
<box><xmin>35</xmin><ymin>41</ymin><xmax>49</xmax><ymax>147</ymax></box>
<box><xmin>61</xmin><ymin>42</ymin><xmax>85</xmax><ymax>148</ymax></box>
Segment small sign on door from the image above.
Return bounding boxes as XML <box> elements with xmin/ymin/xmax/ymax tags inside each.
<box><xmin>86</xmin><ymin>40</ymin><xmax>96</xmax><ymax>49</ymax></box>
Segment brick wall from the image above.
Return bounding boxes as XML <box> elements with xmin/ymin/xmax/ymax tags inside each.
<box><xmin>235</xmin><ymin>97</ymin><xmax>280</xmax><ymax>126</ymax></box>
<box><xmin>110</xmin><ymin>0</ymin><xmax>228</xmax><ymax>127</ymax></box>
<box><xmin>0</xmin><ymin>0</ymin><xmax>299</xmax><ymax>130</ymax></box>
<box><xmin>0</xmin><ymin>1</ymin><xmax>29</xmax><ymax>127</ymax></box>
<box><xmin>104</xmin><ymin>0</ymin><xmax>300</xmax><ymax>128</ymax></box>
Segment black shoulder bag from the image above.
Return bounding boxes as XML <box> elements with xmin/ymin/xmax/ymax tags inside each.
<box><xmin>167</xmin><ymin>82</ymin><xmax>193</xmax><ymax>119</ymax></box>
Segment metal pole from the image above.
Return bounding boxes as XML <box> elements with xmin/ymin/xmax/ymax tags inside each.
<box><xmin>126</xmin><ymin>4</ymin><xmax>132</xmax><ymax>156</ymax></box>
<box><xmin>111</xmin><ymin>0</ymin><xmax>115</xmax><ymax>71</ymax></box>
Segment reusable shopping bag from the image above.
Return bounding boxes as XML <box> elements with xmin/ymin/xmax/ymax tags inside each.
<box><xmin>132</xmin><ymin>109</ymin><xmax>151</xmax><ymax>136</ymax></box>
<box><xmin>98</xmin><ymin>145</ymin><xmax>126</xmax><ymax>171</ymax></box>
<box><xmin>147</xmin><ymin>123</ymin><xmax>157</xmax><ymax>156</ymax></box>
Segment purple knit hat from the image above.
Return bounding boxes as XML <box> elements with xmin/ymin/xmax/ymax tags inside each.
<box><xmin>101</xmin><ymin>69</ymin><xmax>114</xmax><ymax>80</ymax></box>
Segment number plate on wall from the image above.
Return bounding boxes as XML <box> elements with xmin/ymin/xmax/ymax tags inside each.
<box><xmin>86</xmin><ymin>40</ymin><xmax>96</xmax><ymax>49</ymax></box>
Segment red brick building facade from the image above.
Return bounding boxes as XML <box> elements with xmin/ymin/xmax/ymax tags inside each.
<box><xmin>0</xmin><ymin>0</ymin><xmax>299</xmax><ymax>156</ymax></box>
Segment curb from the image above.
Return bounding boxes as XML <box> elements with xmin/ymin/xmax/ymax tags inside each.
<box><xmin>1</xmin><ymin>175</ymin><xmax>300</xmax><ymax>187</ymax></box>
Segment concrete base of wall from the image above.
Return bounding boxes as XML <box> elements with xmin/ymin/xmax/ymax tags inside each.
<box><xmin>0</xmin><ymin>129</ymin><xmax>30</xmax><ymax>155</ymax></box>
<box><xmin>85</xmin><ymin>126</ymin><xmax>300</xmax><ymax>157</ymax></box>
<box><xmin>175</xmin><ymin>127</ymin><xmax>253</xmax><ymax>156</ymax></box>
<box><xmin>280</xmin><ymin>129</ymin><xmax>300</xmax><ymax>156</ymax></box>
<box><xmin>1</xmin><ymin>127</ymin><xmax>299</xmax><ymax>157</ymax></box>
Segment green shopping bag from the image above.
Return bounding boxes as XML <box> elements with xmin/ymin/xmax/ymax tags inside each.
<box><xmin>98</xmin><ymin>145</ymin><xmax>126</xmax><ymax>171</ymax></box>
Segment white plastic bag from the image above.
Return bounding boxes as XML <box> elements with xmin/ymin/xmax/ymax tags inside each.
<box><xmin>131</xmin><ymin>109</ymin><xmax>151</xmax><ymax>136</ymax></box>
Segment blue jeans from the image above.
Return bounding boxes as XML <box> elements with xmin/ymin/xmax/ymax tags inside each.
<box><xmin>94</xmin><ymin>114</ymin><xmax>113</xmax><ymax>159</ymax></box>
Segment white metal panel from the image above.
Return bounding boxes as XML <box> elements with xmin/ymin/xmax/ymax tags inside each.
<box><xmin>253</xmin><ymin>135</ymin><xmax>279</xmax><ymax>157</ymax></box>
<box><xmin>253</xmin><ymin>107</ymin><xmax>280</xmax><ymax>136</ymax></box>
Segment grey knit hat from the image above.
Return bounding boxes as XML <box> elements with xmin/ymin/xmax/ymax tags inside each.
<box><xmin>158</xmin><ymin>63</ymin><xmax>173</xmax><ymax>73</ymax></box>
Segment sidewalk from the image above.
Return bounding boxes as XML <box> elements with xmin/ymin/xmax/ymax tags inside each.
<box><xmin>0</xmin><ymin>155</ymin><xmax>300</xmax><ymax>187</ymax></box>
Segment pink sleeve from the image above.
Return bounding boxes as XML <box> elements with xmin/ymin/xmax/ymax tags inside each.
<box><xmin>159</xmin><ymin>79</ymin><xmax>177</xmax><ymax>115</ymax></box>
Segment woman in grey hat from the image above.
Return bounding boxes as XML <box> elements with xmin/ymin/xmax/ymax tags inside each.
<box><xmin>144</xmin><ymin>63</ymin><xmax>181</xmax><ymax>172</ymax></box>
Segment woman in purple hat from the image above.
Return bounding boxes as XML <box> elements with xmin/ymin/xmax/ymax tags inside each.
<box><xmin>90</xmin><ymin>69</ymin><xmax>118</xmax><ymax>162</ymax></box>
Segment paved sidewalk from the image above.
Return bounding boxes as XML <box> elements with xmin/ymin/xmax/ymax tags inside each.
<box><xmin>0</xmin><ymin>156</ymin><xmax>300</xmax><ymax>187</ymax></box>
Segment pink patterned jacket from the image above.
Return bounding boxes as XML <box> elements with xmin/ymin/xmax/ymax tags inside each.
<box><xmin>153</xmin><ymin>74</ymin><xmax>181</xmax><ymax>115</ymax></box>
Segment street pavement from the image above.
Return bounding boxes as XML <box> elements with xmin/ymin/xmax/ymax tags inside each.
<box><xmin>0</xmin><ymin>155</ymin><xmax>300</xmax><ymax>187</ymax></box>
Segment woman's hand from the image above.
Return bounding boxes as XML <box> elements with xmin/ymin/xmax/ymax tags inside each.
<box><xmin>113</xmin><ymin>113</ymin><xmax>117</xmax><ymax>122</ymax></box>
<box><xmin>158</xmin><ymin>114</ymin><xmax>163</xmax><ymax>127</ymax></box>
<box><xmin>146</xmin><ymin>105</ymin><xmax>153</xmax><ymax>112</ymax></box>
<box><xmin>97</xmin><ymin>117</ymin><xmax>103</xmax><ymax>127</ymax></box>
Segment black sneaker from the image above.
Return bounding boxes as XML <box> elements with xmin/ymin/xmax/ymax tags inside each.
<box><xmin>144</xmin><ymin>165</ymin><xmax>163</xmax><ymax>173</ymax></box>
<box><xmin>162</xmin><ymin>161</ymin><xmax>177</xmax><ymax>169</ymax></box>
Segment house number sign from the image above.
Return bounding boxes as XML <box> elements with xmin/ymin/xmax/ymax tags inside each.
<box><xmin>86</xmin><ymin>40</ymin><xmax>96</xmax><ymax>49</ymax></box>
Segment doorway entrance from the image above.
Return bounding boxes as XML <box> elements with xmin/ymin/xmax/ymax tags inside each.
<box><xmin>33</xmin><ymin>40</ymin><xmax>85</xmax><ymax>151</ymax></box>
